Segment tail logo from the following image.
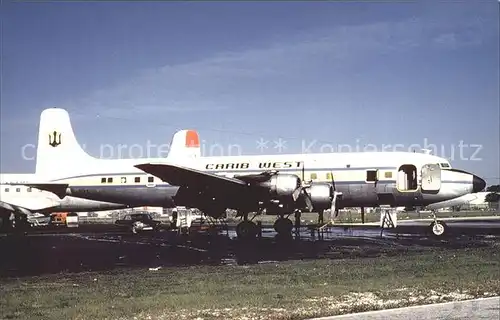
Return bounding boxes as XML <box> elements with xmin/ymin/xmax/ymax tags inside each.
<box><xmin>48</xmin><ymin>131</ymin><xmax>62</xmax><ymax>147</ymax></box>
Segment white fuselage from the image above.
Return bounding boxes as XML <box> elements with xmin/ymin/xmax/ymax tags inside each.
<box><xmin>38</xmin><ymin>151</ymin><xmax>484</xmax><ymax>210</ymax></box>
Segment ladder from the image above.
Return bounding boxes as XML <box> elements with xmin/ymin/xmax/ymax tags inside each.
<box><xmin>176</xmin><ymin>206</ymin><xmax>190</xmax><ymax>234</ymax></box>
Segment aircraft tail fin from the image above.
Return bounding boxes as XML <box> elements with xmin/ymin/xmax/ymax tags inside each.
<box><xmin>167</xmin><ymin>129</ymin><xmax>201</xmax><ymax>160</ymax></box>
<box><xmin>35</xmin><ymin>108</ymin><xmax>97</xmax><ymax>179</ymax></box>
<box><xmin>35</xmin><ymin>108</ymin><xmax>201</xmax><ymax>179</ymax></box>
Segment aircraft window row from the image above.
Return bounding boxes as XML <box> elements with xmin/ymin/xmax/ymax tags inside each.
<box><xmin>306</xmin><ymin>171</ymin><xmax>389</xmax><ymax>182</ymax></box>
<box><xmin>101</xmin><ymin>177</ymin><xmax>114</xmax><ymax>183</ymax></box>
<box><xmin>3</xmin><ymin>187</ymin><xmax>36</xmax><ymax>192</ymax></box>
<box><xmin>100</xmin><ymin>176</ymin><xmax>155</xmax><ymax>184</ymax></box>
<box><xmin>306</xmin><ymin>173</ymin><xmax>334</xmax><ymax>180</ymax></box>
<box><xmin>303</xmin><ymin>171</ymin><xmax>392</xmax><ymax>181</ymax></box>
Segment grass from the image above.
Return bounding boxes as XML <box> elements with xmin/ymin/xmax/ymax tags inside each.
<box><xmin>1</xmin><ymin>244</ymin><xmax>499</xmax><ymax>320</ymax></box>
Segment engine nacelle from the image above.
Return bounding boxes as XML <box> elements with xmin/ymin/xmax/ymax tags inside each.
<box><xmin>258</xmin><ymin>174</ymin><xmax>301</xmax><ymax>199</ymax></box>
<box><xmin>307</xmin><ymin>183</ymin><xmax>333</xmax><ymax>211</ymax></box>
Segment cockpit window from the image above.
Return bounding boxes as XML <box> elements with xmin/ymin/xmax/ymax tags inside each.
<box><xmin>439</xmin><ymin>163</ymin><xmax>451</xmax><ymax>168</ymax></box>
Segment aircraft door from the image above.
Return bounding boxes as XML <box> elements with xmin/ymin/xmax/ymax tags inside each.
<box><xmin>421</xmin><ymin>164</ymin><xmax>441</xmax><ymax>192</ymax></box>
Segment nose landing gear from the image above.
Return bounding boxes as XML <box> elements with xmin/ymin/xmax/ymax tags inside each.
<box><xmin>429</xmin><ymin>211</ymin><xmax>448</xmax><ymax>238</ymax></box>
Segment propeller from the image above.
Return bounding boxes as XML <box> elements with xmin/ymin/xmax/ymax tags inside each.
<box><xmin>292</xmin><ymin>187</ymin><xmax>302</xmax><ymax>202</ymax></box>
<box><xmin>288</xmin><ymin>161</ymin><xmax>314</xmax><ymax>212</ymax></box>
<box><xmin>299</xmin><ymin>186</ymin><xmax>314</xmax><ymax>212</ymax></box>
<box><xmin>329</xmin><ymin>171</ymin><xmax>341</xmax><ymax>222</ymax></box>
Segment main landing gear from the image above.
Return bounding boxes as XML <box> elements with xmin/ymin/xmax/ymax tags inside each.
<box><xmin>273</xmin><ymin>216</ymin><xmax>293</xmax><ymax>238</ymax></box>
<box><xmin>235</xmin><ymin>211</ymin><xmax>296</xmax><ymax>240</ymax></box>
<box><xmin>236</xmin><ymin>220</ymin><xmax>259</xmax><ymax>239</ymax></box>
<box><xmin>235</xmin><ymin>211</ymin><xmax>259</xmax><ymax>239</ymax></box>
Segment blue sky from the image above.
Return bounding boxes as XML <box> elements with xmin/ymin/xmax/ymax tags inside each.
<box><xmin>1</xmin><ymin>1</ymin><xmax>499</xmax><ymax>185</ymax></box>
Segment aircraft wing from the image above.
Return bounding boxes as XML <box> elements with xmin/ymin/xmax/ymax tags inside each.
<box><xmin>135</xmin><ymin>162</ymin><xmax>307</xmax><ymax>212</ymax></box>
<box><xmin>135</xmin><ymin>163</ymin><xmax>249</xmax><ymax>191</ymax></box>
<box><xmin>0</xmin><ymin>197</ymin><xmax>60</xmax><ymax>214</ymax></box>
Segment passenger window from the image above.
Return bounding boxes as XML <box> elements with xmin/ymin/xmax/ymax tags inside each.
<box><xmin>384</xmin><ymin>172</ymin><xmax>392</xmax><ymax>178</ymax></box>
<box><xmin>148</xmin><ymin>176</ymin><xmax>154</xmax><ymax>183</ymax></box>
<box><xmin>366</xmin><ymin>170</ymin><xmax>378</xmax><ymax>182</ymax></box>
<box><xmin>101</xmin><ymin>177</ymin><xmax>106</xmax><ymax>183</ymax></box>
<box><xmin>4</xmin><ymin>188</ymin><xmax>9</xmax><ymax>192</ymax></box>
<box><xmin>121</xmin><ymin>177</ymin><xmax>127</xmax><ymax>184</ymax></box>
<box><xmin>310</xmin><ymin>173</ymin><xmax>317</xmax><ymax>180</ymax></box>
<box><xmin>326</xmin><ymin>173</ymin><xmax>333</xmax><ymax>180</ymax></box>
<box><xmin>107</xmin><ymin>177</ymin><xmax>113</xmax><ymax>183</ymax></box>
<box><xmin>27</xmin><ymin>187</ymin><xmax>32</xmax><ymax>192</ymax></box>
<box><xmin>134</xmin><ymin>177</ymin><xmax>141</xmax><ymax>183</ymax></box>
<box><xmin>16</xmin><ymin>188</ymin><xmax>21</xmax><ymax>192</ymax></box>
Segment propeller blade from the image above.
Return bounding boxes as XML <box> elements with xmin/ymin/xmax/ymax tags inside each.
<box><xmin>330</xmin><ymin>171</ymin><xmax>336</xmax><ymax>191</ymax></box>
<box><xmin>303</xmin><ymin>189</ymin><xmax>314</xmax><ymax>212</ymax></box>
<box><xmin>330</xmin><ymin>190</ymin><xmax>341</xmax><ymax>222</ymax></box>
<box><xmin>292</xmin><ymin>187</ymin><xmax>302</xmax><ymax>201</ymax></box>
<box><xmin>330</xmin><ymin>194</ymin><xmax>336</xmax><ymax>215</ymax></box>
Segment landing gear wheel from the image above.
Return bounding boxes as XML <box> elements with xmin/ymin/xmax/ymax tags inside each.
<box><xmin>274</xmin><ymin>218</ymin><xmax>293</xmax><ymax>236</ymax></box>
<box><xmin>132</xmin><ymin>221</ymin><xmax>141</xmax><ymax>234</ymax></box>
<box><xmin>430</xmin><ymin>220</ymin><xmax>447</xmax><ymax>237</ymax></box>
<box><xmin>236</xmin><ymin>220</ymin><xmax>258</xmax><ymax>239</ymax></box>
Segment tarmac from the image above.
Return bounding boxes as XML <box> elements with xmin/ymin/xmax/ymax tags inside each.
<box><xmin>310</xmin><ymin>297</ymin><xmax>500</xmax><ymax>320</ymax></box>
<box><xmin>1</xmin><ymin>217</ymin><xmax>499</xmax><ymax>320</ymax></box>
<box><xmin>1</xmin><ymin>217</ymin><xmax>500</xmax><ymax>277</ymax></box>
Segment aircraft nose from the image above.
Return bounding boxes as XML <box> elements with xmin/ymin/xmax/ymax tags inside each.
<box><xmin>472</xmin><ymin>175</ymin><xmax>486</xmax><ymax>193</ymax></box>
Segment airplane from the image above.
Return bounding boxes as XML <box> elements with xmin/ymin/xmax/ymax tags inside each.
<box><xmin>0</xmin><ymin>108</ymin><xmax>201</xmax><ymax>232</ymax></box>
<box><xmin>0</xmin><ymin>174</ymin><xmax>129</xmax><ymax>232</ymax></box>
<box><xmin>18</xmin><ymin>108</ymin><xmax>486</xmax><ymax>239</ymax></box>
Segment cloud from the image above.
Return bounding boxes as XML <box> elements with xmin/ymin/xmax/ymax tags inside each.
<box><xmin>70</xmin><ymin>13</ymin><xmax>494</xmax><ymax>119</ymax></box>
